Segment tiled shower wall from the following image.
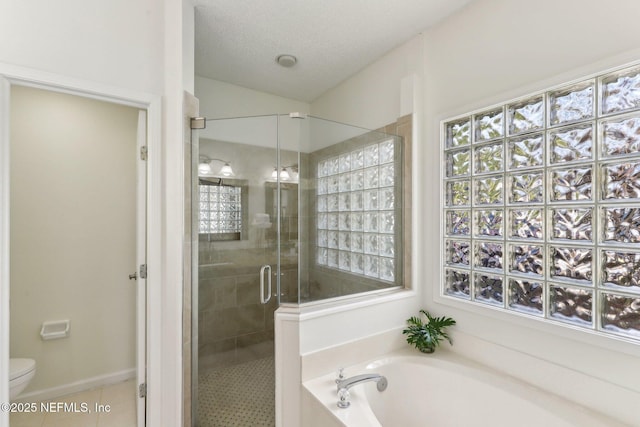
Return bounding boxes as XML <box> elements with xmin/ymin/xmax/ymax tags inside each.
<box><xmin>198</xmin><ymin>258</ymin><xmax>280</xmax><ymax>370</ymax></box>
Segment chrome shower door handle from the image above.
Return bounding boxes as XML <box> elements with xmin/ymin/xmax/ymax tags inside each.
<box><xmin>260</xmin><ymin>265</ymin><xmax>272</xmax><ymax>304</ymax></box>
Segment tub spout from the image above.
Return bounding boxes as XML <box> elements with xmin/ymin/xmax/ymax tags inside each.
<box><xmin>337</xmin><ymin>373</ymin><xmax>388</xmax><ymax>393</ymax></box>
<box><xmin>336</xmin><ymin>373</ymin><xmax>388</xmax><ymax>409</ymax></box>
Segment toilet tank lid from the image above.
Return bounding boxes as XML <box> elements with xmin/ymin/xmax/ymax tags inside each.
<box><xmin>10</xmin><ymin>358</ymin><xmax>35</xmax><ymax>380</ymax></box>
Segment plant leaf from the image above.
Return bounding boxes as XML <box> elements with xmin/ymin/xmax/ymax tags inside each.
<box><xmin>404</xmin><ymin>309</ymin><xmax>456</xmax><ymax>352</ymax></box>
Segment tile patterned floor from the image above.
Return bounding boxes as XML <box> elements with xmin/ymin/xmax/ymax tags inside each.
<box><xmin>11</xmin><ymin>356</ymin><xmax>275</xmax><ymax>427</ymax></box>
<box><xmin>197</xmin><ymin>355</ymin><xmax>275</xmax><ymax>427</ymax></box>
<box><xmin>9</xmin><ymin>379</ymin><xmax>137</xmax><ymax>427</ymax></box>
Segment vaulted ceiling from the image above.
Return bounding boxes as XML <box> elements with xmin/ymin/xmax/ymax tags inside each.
<box><xmin>193</xmin><ymin>0</ymin><xmax>474</xmax><ymax>102</ymax></box>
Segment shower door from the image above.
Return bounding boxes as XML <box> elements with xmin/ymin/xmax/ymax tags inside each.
<box><xmin>192</xmin><ymin>115</ymin><xmax>285</xmax><ymax>427</ymax></box>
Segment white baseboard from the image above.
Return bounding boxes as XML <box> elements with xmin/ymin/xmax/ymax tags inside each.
<box><xmin>15</xmin><ymin>368</ymin><xmax>136</xmax><ymax>403</ymax></box>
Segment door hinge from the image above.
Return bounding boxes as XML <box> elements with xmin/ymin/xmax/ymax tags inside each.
<box><xmin>139</xmin><ymin>382</ymin><xmax>147</xmax><ymax>398</ymax></box>
<box><xmin>140</xmin><ymin>264</ymin><xmax>147</xmax><ymax>279</ymax></box>
<box><xmin>190</xmin><ymin>117</ymin><xmax>206</xmax><ymax>129</ymax></box>
<box><xmin>140</xmin><ymin>145</ymin><xmax>148</xmax><ymax>161</ymax></box>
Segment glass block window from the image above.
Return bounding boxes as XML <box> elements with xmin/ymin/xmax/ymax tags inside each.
<box><xmin>442</xmin><ymin>64</ymin><xmax>640</xmax><ymax>341</ymax></box>
<box><xmin>199</xmin><ymin>184</ymin><xmax>242</xmax><ymax>236</ymax></box>
<box><xmin>317</xmin><ymin>139</ymin><xmax>397</xmax><ymax>282</ymax></box>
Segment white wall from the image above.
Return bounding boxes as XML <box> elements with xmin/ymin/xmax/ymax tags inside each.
<box><xmin>421</xmin><ymin>0</ymin><xmax>640</xmax><ymax>421</ymax></box>
<box><xmin>163</xmin><ymin>1</ymin><xmax>189</xmax><ymax>426</ymax></box>
<box><xmin>311</xmin><ymin>35</ymin><xmax>423</xmax><ymax>130</ymax></box>
<box><xmin>423</xmin><ymin>0</ymin><xmax>640</xmax><ymax>117</ymax></box>
<box><xmin>183</xmin><ymin>0</ymin><xmax>195</xmax><ymax>93</ymax></box>
<box><xmin>195</xmin><ymin>76</ymin><xmax>310</xmax><ymax>119</ymax></box>
<box><xmin>10</xmin><ymin>85</ymin><xmax>138</xmax><ymax>393</ymax></box>
<box><xmin>195</xmin><ymin>76</ymin><xmax>311</xmax><ymax>151</ymax></box>
<box><xmin>0</xmin><ymin>0</ymin><xmax>164</xmax><ymax>95</ymax></box>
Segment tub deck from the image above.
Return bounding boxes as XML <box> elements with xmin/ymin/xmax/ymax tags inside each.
<box><xmin>303</xmin><ymin>348</ymin><xmax>629</xmax><ymax>427</ymax></box>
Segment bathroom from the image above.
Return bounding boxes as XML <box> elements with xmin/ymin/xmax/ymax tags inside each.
<box><xmin>190</xmin><ymin>1</ymin><xmax>640</xmax><ymax>424</ymax></box>
<box><xmin>1</xmin><ymin>0</ymin><xmax>640</xmax><ymax>426</ymax></box>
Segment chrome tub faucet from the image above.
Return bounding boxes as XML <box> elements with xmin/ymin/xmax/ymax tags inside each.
<box><xmin>335</xmin><ymin>369</ymin><xmax>388</xmax><ymax>408</ymax></box>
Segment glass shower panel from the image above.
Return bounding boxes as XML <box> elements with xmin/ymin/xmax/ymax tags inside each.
<box><xmin>195</xmin><ymin>115</ymin><xmax>279</xmax><ymax>426</ymax></box>
<box><xmin>274</xmin><ymin>115</ymin><xmax>302</xmax><ymax>305</ymax></box>
<box><xmin>296</xmin><ymin>115</ymin><xmax>403</xmax><ymax>303</ymax></box>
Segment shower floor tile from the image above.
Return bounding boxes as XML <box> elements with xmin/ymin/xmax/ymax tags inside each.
<box><xmin>198</xmin><ymin>355</ymin><xmax>275</xmax><ymax>427</ymax></box>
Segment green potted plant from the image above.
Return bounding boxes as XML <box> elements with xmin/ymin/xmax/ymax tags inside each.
<box><xmin>403</xmin><ymin>309</ymin><xmax>456</xmax><ymax>354</ymax></box>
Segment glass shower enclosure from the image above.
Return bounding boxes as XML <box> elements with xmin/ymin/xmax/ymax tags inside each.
<box><xmin>190</xmin><ymin>113</ymin><xmax>403</xmax><ymax>426</ymax></box>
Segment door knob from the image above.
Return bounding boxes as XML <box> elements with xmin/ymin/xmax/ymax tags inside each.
<box><xmin>129</xmin><ymin>272</ymin><xmax>138</xmax><ymax>280</ymax></box>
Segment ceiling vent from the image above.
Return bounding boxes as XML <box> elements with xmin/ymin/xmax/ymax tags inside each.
<box><xmin>276</xmin><ymin>54</ymin><xmax>297</xmax><ymax>68</ymax></box>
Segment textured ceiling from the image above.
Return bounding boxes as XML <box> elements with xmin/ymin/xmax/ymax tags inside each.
<box><xmin>194</xmin><ymin>0</ymin><xmax>473</xmax><ymax>102</ymax></box>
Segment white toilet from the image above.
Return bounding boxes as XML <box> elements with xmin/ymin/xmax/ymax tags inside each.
<box><xmin>9</xmin><ymin>358</ymin><xmax>36</xmax><ymax>400</ymax></box>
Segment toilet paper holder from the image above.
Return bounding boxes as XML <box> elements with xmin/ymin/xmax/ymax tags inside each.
<box><xmin>40</xmin><ymin>320</ymin><xmax>70</xmax><ymax>340</ymax></box>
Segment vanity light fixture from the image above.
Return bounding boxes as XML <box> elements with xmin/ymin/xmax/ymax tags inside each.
<box><xmin>271</xmin><ymin>167</ymin><xmax>290</xmax><ymax>180</ymax></box>
<box><xmin>271</xmin><ymin>165</ymin><xmax>298</xmax><ymax>181</ymax></box>
<box><xmin>199</xmin><ymin>156</ymin><xmax>234</xmax><ymax>177</ymax></box>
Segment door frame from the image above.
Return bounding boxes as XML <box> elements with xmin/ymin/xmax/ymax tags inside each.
<box><xmin>135</xmin><ymin>110</ymin><xmax>148</xmax><ymax>426</ymax></box>
<box><xmin>0</xmin><ymin>63</ymin><xmax>162</xmax><ymax>426</ymax></box>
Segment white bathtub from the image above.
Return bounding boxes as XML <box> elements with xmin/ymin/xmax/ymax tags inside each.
<box><xmin>303</xmin><ymin>349</ymin><xmax>627</xmax><ymax>427</ymax></box>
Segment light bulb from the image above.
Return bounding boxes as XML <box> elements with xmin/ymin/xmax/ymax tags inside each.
<box><xmin>220</xmin><ymin>163</ymin><xmax>234</xmax><ymax>177</ymax></box>
<box><xmin>198</xmin><ymin>162</ymin><xmax>211</xmax><ymax>175</ymax></box>
<box><xmin>279</xmin><ymin>168</ymin><xmax>290</xmax><ymax>181</ymax></box>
